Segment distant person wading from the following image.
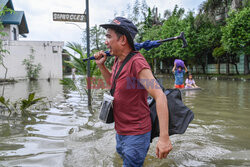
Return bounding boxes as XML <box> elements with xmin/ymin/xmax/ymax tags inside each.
<box><xmin>172</xmin><ymin>59</ymin><xmax>188</xmax><ymax>89</ymax></box>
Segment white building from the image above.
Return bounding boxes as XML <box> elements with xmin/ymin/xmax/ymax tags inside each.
<box><xmin>0</xmin><ymin>0</ymin><xmax>64</xmax><ymax>80</ymax></box>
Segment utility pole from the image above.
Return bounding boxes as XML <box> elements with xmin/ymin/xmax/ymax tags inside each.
<box><xmin>52</xmin><ymin>3</ymin><xmax>91</xmax><ymax>105</ymax></box>
<box><xmin>86</xmin><ymin>0</ymin><xmax>91</xmax><ymax>106</ymax></box>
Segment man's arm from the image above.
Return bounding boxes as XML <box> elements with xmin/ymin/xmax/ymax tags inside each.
<box><xmin>94</xmin><ymin>50</ymin><xmax>112</xmax><ymax>86</ymax></box>
<box><xmin>139</xmin><ymin>69</ymin><xmax>172</xmax><ymax>159</ymax></box>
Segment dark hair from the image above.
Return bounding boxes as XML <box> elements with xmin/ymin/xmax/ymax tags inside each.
<box><xmin>114</xmin><ymin>28</ymin><xmax>125</xmax><ymax>39</ymax></box>
<box><xmin>188</xmin><ymin>74</ymin><xmax>193</xmax><ymax>80</ymax></box>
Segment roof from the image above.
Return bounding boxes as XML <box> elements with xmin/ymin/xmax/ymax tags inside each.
<box><xmin>0</xmin><ymin>0</ymin><xmax>14</xmax><ymax>10</ymax></box>
<box><xmin>0</xmin><ymin>11</ymin><xmax>29</xmax><ymax>34</ymax></box>
<box><xmin>0</xmin><ymin>0</ymin><xmax>29</xmax><ymax>34</ymax></box>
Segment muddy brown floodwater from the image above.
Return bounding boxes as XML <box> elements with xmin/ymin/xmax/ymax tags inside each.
<box><xmin>0</xmin><ymin>76</ymin><xmax>250</xmax><ymax>166</ymax></box>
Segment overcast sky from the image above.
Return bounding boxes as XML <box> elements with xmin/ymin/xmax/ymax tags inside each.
<box><xmin>13</xmin><ymin>0</ymin><xmax>205</xmax><ymax>47</ymax></box>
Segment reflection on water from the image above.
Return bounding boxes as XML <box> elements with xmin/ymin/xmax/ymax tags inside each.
<box><xmin>0</xmin><ymin>76</ymin><xmax>250</xmax><ymax>166</ymax></box>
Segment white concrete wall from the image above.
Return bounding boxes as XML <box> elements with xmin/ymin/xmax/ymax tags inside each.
<box><xmin>0</xmin><ymin>40</ymin><xmax>64</xmax><ymax>80</ymax></box>
<box><xmin>1</xmin><ymin>24</ymin><xmax>19</xmax><ymax>41</ymax></box>
<box><xmin>1</xmin><ymin>25</ymin><xmax>11</xmax><ymax>41</ymax></box>
<box><xmin>10</xmin><ymin>24</ymin><xmax>19</xmax><ymax>40</ymax></box>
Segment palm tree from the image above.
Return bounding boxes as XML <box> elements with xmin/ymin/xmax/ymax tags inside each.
<box><xmin>60</xmin><ymin>42</ymin><xmax>101</xmax><ymax>103</ymax></box>
<box><xmin>65</xmin><ymin>42</ymin><xmax>100</xmax><ymax>77</ymax></box>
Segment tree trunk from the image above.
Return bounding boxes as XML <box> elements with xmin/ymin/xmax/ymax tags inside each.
<box><xmin>226</xmin><ymin>53</ymin><xmax>230</xmax><ymax>75</ymax></box>
<box><xmin>202</xmin><ymin>64</ymin><xmax>206</xmax><ymax>74</ymax></box>
<box><xmin>217</xmin><ymin>59</ymin><xmax>220</xmax><ymax>74</ymax></box>
<box><xmin>244</xmin><ymin>54</ymin><xmax>249</xmax><ymax>74</ymax></box>
<box><xmin>234</xmin><ymin>63</ymin><xmax>239</xmax><ymax>75</ymax></box>
<box><xmin>202</xmin><ymin>54</ymin><xmax>208</xmax><ymax>74</ymax></box>
<box><xmin>1</xmin><ymin>62</ymin><xmax>8</xmax><ymax>96</ymax></box>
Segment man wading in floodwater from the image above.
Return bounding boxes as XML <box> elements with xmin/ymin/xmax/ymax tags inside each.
<box><xmin>94</xmin><ymin>17</ymin><xmax>172</xmax><ymax>166</ymax></box>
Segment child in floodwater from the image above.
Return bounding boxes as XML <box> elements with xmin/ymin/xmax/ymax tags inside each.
<box><xmin>185</xmin><ymin>74</ymin><xmax>198</xmax><ymax>88</ymax></box>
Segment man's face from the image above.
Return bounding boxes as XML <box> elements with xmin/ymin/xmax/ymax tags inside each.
<box><xmin>105</xmin><ymin>28</ymin><xmax>122</xmax><ymax>55</ymax></box>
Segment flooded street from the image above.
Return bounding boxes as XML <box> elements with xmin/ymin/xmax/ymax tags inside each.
<box><xmin>0</xmin><ymin>76</ymin><xmax>250</xmax><ymax>167</ymax></box>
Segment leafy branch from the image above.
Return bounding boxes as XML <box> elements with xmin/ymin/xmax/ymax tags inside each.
<box><xmin>0</xmin><ymin>92</ymin><xmax>50</xmax><ymax>119</ymax></box>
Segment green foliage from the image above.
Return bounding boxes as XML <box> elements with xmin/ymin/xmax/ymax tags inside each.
<box><xmin>242</xmin><ymin>0</ymin><xmax>250</xmax><ymax>7</ymax></box>
<box><xmin>138</xmin><ymin>4</ymin><xmax>227</xmax><ymax>71</ymax></box>
<box><xmin>22</xmin><ymin>49</ymin><xmax>42</xmax><ymax>80</ymax></box>
<box><xmin>221</xmin><ymin>7</ymin><xmax>250</xmax><ymax>55</ymax></box>
<box><xmin>20</xmin><ymin>92</ymin><xmax>45</xmax><ymax>112</ymax></box>
<box><xmin>0</xmin><ymin>92</ymin><xmax>49</xmax><ymax>118</ymax></box>
<box><xmin>212</xmin><ymin>46</ymin><xmax>226</xmax><ymax>59</ymax></box>
<box><xmin>63</xmin><ymin>42</ymin><xmax>102</xmax><ymax>102</ymax></box>
<box><xmin>141</xmin><ymin>6</ymin><xmax>195</xmax><ymax>61</ymax></box>
<box><xmin>0</xmin><ymin>96</ymin><xmax>12</xmax><ymax>114</ymax></box>
<box><xmin>65</xmin><ymin>42</ymin><xmax>101</xmax><ymax>76</ymax></box>
<box><xmin>192</xmin><ymin>13</ymin><xmax>222</xmax><ymax>67</ymax></box>
<box><xmin>60</xmin><ymin>78</ymin><xmax>78</xmax><ymax>91</ymax></box>
<box><xmin>62</xmin><ymin>0</ymin><xmax>248</xmax><ymax>75</ymax></box>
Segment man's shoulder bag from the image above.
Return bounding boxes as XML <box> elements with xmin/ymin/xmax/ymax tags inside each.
<box><xmin>99</xmin><ymin>52</ymin><xmax>136</xmax><ymax>123</ymax></box>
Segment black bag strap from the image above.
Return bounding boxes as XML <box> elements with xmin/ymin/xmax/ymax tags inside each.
<box><xmin>110</xmin><ymin>52</ymin><xmax>136</xmax><ymax>96</ymax></box>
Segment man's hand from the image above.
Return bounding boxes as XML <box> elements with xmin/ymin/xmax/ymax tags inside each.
<box><xmin>93</xmin><ymin>50</ymin><xmax>112</xmax><ymax>86</ymax></box>
<box><xmin>94</xmin><ymin>50</ymin><xmax>107</xmax><ymax>66</ymax></box>
<box><xmin>156</xmin><ymin>137</ymin><xmax>173</xmax><ymax>159</ymax></box>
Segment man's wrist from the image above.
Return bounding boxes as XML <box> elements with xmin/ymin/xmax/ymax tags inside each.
<box><xmin>159</xmin><ymin>133</ymin><xmax>170</xmax><ymax>140</ymax></box>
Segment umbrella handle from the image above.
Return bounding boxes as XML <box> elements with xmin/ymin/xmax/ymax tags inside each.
<box><xmin>82</xmin><ymin>32</ymin><xmax>187</xmax><ymax>62</ymax></box>
<box><xmin>82</xmin><ymin>51</ymin><xmax>111</xmax><ymax>62</ymax></box>
<box><xmin>158</xmin><ymin>32</ymin><xmax>188</xmax><ymax>48</ymax></box>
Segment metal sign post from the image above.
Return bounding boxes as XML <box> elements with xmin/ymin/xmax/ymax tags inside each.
<box><xmin>85</xmin><ymin>0</ymin><xmax>91</xmax><ymax>106</ymax></box>
<box><xmin>52</xmin><ymin>2</ymin><xmax>91</xmax><ymax>106</ymax></box>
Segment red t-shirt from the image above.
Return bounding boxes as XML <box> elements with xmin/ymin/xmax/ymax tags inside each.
<box><xmin>110</xmin><ymin>52</ymin><xmax>152</xmax><ymax>135</ymax></box>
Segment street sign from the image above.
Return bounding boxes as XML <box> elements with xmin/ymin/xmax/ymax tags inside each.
<box><xmin>53</xmin><ymin>12</ymin><xmax>86</xmax><ymax>22</ymax></box>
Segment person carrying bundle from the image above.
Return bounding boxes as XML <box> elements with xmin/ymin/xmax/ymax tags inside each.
<box><xmin>172</xmin><ymin>59</ymin><xmax>188</xmax><ymax>89</ymax></box>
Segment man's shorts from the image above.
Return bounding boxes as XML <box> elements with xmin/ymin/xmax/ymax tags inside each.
<box><xmin>175</xmin><ymin>84</ymin><xmax>184</xmax><ymax>88</ymax></box>
<box><xmin>116</xmin><ymin>131</ymin><xmax>151</xmax><ymax>167</ymax></box>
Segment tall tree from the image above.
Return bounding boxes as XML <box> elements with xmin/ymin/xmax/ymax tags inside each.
<box><xmin>221</xmin><ymin>7</ymin><xmax>250</xmax><ymax>74</ymax></box>
<box><xmin>140</xmin><ymin>0</ymin><xmax>148</xmax><ymax>20</ymax></box>
<box><xmin>199</xmin><ymin>0</ymin><xmax>232</xmax><ymax>24</ymax></box>
<box><xmin>193</xmin><ymin>13</ymin><xmax>222</xmax><ymax>73</ymax></box>
<box><xmin>132</xmin><ymin>0</ymin><xmax>140</xmax><ymax>24</ymax></box>
<box><xmin>81</xmin><ymin>25</ymin><xmax>106</xmax><ymax>53</ymax></box>
<box><xmin>212</xmin><ymin>46</ymin><xmax>226</xmax><ymax>74</ymax></box>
